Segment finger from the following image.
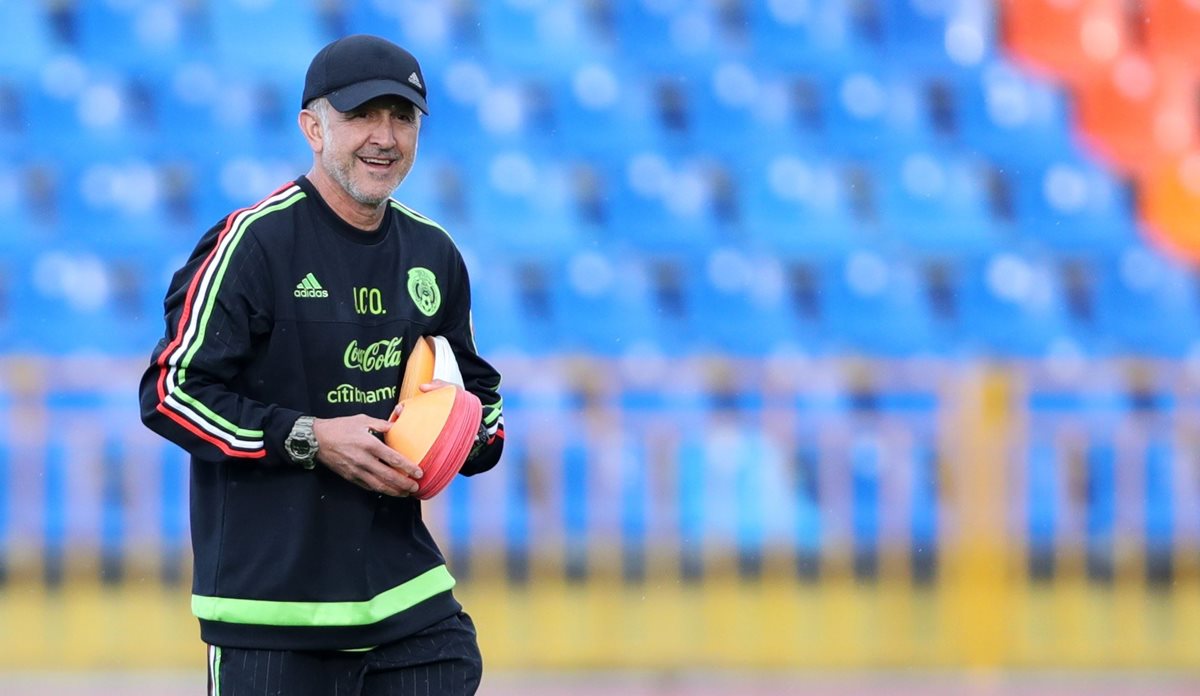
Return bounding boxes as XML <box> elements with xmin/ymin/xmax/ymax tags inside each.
<box><xmin>354</xmin><ymin>454</ymin><xmax>418</xmax><ymax>494</ymax></box>
<box><xmin>370</xmin><ymin>439</ymin><xmax>424</xmax><ymax>480</ymax></box>
<box><xmin>419</xmin><ymin>380</ymin><xmax>453</xmax><ymax>393</ymax></box>
<box><xmin>363</xmin><ymin>416</ymin><xmax>395</xmax><ymax>433</ymax></box>
<box><xmin>372</xmin><ymin>463</ymin><xmax>420</xmax><ymax>495</ymax></box>
<box><xmin>388</xmin><ymin>402</ymin><xmax>404</xmax><ymax>423</ymax></box>
<box><xmin>357</xmin><ymin>468</ymin><xmax>412</xmax><ymax>497</ymax></box>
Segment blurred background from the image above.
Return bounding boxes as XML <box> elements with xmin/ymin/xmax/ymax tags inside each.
<box><xmin>2</xmin><ymin>0</ymin><xmax>1200</xmax><ymax>693</ymax></box>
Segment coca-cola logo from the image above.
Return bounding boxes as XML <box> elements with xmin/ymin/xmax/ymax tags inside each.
<box><xmin>343</xmin><ymin>337</ymin><xmax>403</xmax><ymax>373</ymax></box>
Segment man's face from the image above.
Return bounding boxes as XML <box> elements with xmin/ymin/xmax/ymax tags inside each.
<box><xmin>316</xmin><ymin>96</ymin><xmax>420</xmax><ymax>208</ymax></box>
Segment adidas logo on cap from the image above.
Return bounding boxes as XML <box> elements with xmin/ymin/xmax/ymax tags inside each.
<box><xmin>408</xmin><ymin>72</ymin><xmax>422</xmax><ymax>89</ymax></box>
<box><xmin>294</xmin><ymin>272</ymin><xmax>329</xmax><ymax>299</ymax></box>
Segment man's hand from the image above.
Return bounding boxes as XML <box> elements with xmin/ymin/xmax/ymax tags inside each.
<box><xmin>312</xmin><ymin>414</ymin><xmax>423</xmax><ymax>496</ymax></box>
<box><xmin>387</xmin><ymin>380</ymin><xmax>459</xmax><ymax>423</ymax></box>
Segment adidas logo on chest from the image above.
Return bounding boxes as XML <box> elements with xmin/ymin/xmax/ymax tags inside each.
<box><xmin>294</xmin><ymin>272</ymin><xmax>329</xmax><ymax>298</ymax></box>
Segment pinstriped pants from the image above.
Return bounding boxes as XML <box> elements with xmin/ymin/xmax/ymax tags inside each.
<box><xmin>207</xmin><ymin>613</ymin><xmax>482</xmax><ymax>696</ymax></box>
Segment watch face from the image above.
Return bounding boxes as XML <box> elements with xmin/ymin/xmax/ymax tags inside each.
<box><xmin>287</xmin><ymin>418</ymin><xmax>318</xmax><ymax>463</ymax></box>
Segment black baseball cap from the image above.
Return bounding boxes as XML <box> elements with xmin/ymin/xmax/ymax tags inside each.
<box><xmin>301</xmin><ymin>34</ymin><xmax>428</xmax><ymax>114</ymax></box>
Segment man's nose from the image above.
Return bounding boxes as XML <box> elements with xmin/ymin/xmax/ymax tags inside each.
<box><xmin>368</xmin><ymin>117</ymin><xmax>397</xmax><ymax>147</ymax></box>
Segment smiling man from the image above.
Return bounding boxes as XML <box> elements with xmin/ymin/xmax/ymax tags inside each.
<box><xmin>139</xmin><ymin>34</ymin><xmax>504</xmax><ymax>696</ymax></box>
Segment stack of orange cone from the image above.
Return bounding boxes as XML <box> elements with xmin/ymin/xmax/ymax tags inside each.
<box><xmin>384</xmin><ymin>336</ymin><xmax>481</xmax><ymax>500</ymax></box>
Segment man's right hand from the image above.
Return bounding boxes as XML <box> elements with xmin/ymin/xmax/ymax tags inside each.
<box><xmin>311</xmin><ymin>414</ymin><xmax>423</xmax><ymax>497</ymax></box>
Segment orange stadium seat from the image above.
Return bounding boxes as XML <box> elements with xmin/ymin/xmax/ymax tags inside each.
<box><xmin>1139</xmin><ymin>151</ymin><xmax>1200</xmax><ymax>262</ymax></box>
<box><xmin>1001</xmin><ymin>0</ymin><xmax>1131</xmax><ymax>87</ymax></box>
<box><xmin>1074</xmin><ymin>56</ymin><xmax>1196</xmax><ymax>176</ymax></box>
<box><xmin>1143</xmin><ymin>0</ymin><xmax>1200</xmax><ymax>66</ymax></box>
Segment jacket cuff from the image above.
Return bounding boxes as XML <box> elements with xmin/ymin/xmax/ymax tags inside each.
<box><xmin>264</xmin><ymin>406</ymin><xmax>306</xmax><ymax>465</ymax></box>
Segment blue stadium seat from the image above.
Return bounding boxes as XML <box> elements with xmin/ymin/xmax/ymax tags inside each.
<box><xmin>956</xmin><ymin>251</ymin><xmax>1075</xmax><ymax>356</ymax></box>
<box><xmin>548</xmin><ymin>65</ymin><xmax>658</xmax><ymax>158</ymax></box>
<box><xmin>417</xmin><ymin>63</ymin><xmax>492</xmax><ymax>157</ymax></box>
<box><xmin>1002</xmin><ymin>151</ymin><xmax>1139</xmax><ymax>254</ymax></box>
<box><xmin>546</xmin><ymin>250</ymin><xmax>670</xmax><ymax>356</ymax></box>
<box><xmin>822</xmin><ymin>250</ymin><xmax>945</xmax><ymax>355</ymax></box>
<box><xmin>877</xmin><ymin>0</ymin><xmax>998</xmax><ymax>70</ymax></box>
<box><xmin>77</xmin><ymin>0</ymin><xmax>200</xmax><ymax>74</ymax></box>
<box><xmin>0</xmin><ymin>1</ymin><xmax>55</xmax><ymax>77</ymax></box>
<box><xmin>680</xmin><ymin>249</ymin><xmax>800</xmax><ymax>356</ymax></box>
<box><xmin>150</xmin><ymin>66</ymin><xmax>303</xmax><ymax>167</ymax></box>
<box><xmin>687</xmin><ymin>64</ymin><xmax>814</xmax><ymax>159</ymax></box>
<box><xmin>208</xmin><ymin>0</ymin><xmax>328</xmax><ymax>78</ymax></box>
<box><xmin>6</xmin><ymin>247</ymin><xmax>153</xmax><ymax>355</ymax></box>
<box><xmin>957</xmin><ymin>58</ymin><xmax>1078</xmax><ymax>163</ymax></box>
<box><xmin>19</xmin><ymin>71</ymin><xmax>90</xmax><ymax>151</ymax></box>
<box><xmin>467</xmin><ymin>258</ymin><xmax>557</xmax><ymax>357</ymax></box>
<box><xmin>822</xmin><ymin>67</ymin><xmax>943</xmax><ymax>158</ymax></box>
<box><xmin>747</xmin><ymin>0</ymin><xmax>873</xmax><ymax>71</ymax></box>
<box><xmin>22</xmin><ymin>69</ymin><xmax>159</xmax><ymax>160</ymax></box>
<box><xmin>461</xmin><ymin>147</ymin><xmax>586</xmax><ymax>260</ymax></box>
<box><xmin>874</xmin><ymin>148</ymin><xmax>1003</xmax><ymax>254</ymax></box>
<box><xmin>739</xmin><ymin>152</ymin><xmax>865</xmax><ymax>259</ymax></box>
<box><xmin>58</xmin><ymin>159</ymin><xmax>181</xmax><ymax>247</ymax></box>
<box><xmin>608</xmin><ymin>0</ymin><xmax>728</xmax><ymax>72</ymax></box>
<box><xmin>478</xmin><ymin>0</ymin><xmax>609</xmax><ymax>77</ymax></box>
<box><xmin>1092</xmin><ymin>246</ymin><xmax>1200</xmax><ymax>356</ymax></box>
<box><xmin>391</xmin><ymin>155</ymin><xmax>460</xmax><ymax>229</ymax></box>
<box><xmin>342</xmin><ymin>0</ymin><xmax>474</xmax><ymax>70</ymax></box>
<box><xmin>0</xmin><ymin>161</ymin><xmax>36</xmax><ymax>251</ymax></box>
<box><xmin>598</xmin><ymin>151</ymin><xmax>722</xmax><ymax>255</ymax></box>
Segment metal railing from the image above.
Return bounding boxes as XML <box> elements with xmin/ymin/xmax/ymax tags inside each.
<box><xmin>0</xmin><ymin>354</ymin><xmax>1197</xmax><ymax>669</ymax></box>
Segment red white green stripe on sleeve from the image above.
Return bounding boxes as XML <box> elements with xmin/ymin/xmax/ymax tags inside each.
<box><xmin>484</xmin><ymin>398</ymin><xmax>503</xmax><ymax>442</ymax></box>
<box><xmin>153</xmin><ymin>184</ymin><xmax>306</xmax><ymax>459</ymax></box>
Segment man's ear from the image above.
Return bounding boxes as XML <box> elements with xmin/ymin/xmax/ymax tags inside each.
<box><xmin>298</xmin><ymin>109</ymin><xmax>323</xmax><ymax>153</ymax></box>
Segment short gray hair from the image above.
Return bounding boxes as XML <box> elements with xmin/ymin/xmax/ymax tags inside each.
<box><xmin>305</xmin><ymin>96</ymin><xmax>333</xmax><ymax>130</ymax></box>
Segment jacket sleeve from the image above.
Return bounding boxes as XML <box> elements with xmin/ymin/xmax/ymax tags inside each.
<box><xmin>441</xmin><ymin>252</ymin><xmax>505</xmax><ymax>476</ymax></box>
<box><xmin>138</xmin><ymin>215</ymin><xmax>302</xmax><ymax>464</ymax></box>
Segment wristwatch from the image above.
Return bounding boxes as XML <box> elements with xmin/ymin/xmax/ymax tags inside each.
<box><xmin>284</xmin><ymin>415</ymin><xmax>319</xmax><ymax>469</ymax></box>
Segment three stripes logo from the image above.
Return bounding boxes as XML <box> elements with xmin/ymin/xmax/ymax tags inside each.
<box><xmin>294</xmin><ymin>272</ymin><xmax>329</xmax><ymax>299</ymax></box>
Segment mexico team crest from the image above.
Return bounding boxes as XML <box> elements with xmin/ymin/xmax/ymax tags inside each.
<box><xmin>407</xmin><ymin>267</ymin><xmax>441</xmax><ymax>316</ymax></box>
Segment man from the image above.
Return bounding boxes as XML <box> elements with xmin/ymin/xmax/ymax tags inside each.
<box><xmin>139</xmin><ymin>34</ymin><xmax>504</xmax><ymax>695</ymax></box>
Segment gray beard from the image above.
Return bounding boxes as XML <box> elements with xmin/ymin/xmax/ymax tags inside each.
<box><xmin>325</xmin><ymin>158</ymin><xmax>391</xmax><ymax>208</ymax></box>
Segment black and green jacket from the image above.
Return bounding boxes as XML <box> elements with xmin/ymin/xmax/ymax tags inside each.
<box><xmin>138</xmin><ymin>176</ymin><xmax>505</xmax><ymax>650</ymax></box>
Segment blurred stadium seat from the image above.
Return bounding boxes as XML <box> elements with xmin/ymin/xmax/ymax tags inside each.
<box><xmin>878</xmin><ymin>0</ymin><xmax>997</xmax><ymax>70</ymax></box>
<box><xmin>9</xmin><ymin>0</ymin><xmax>1178</xmax><ymax>357</ymax></box>
<box><xmin>208</xmin><ymin>0</ymin><xmax>329</xmax><ymax>77</ymax></box>
<box><xmin>1143</xmin><ymin>0</ymin><xmax>1200</xmax><ymax>65</ymax></box>
<box><xmin>873</xmin><ymin>147</ymin><xmax>1004</xmax><ymax>254</ymax></box>
<box><xmin>956</xmin><ymin>250</ymin><xmax>1076</xmax><ymax>356</ymax></box>
<box><xmin>0</xmin><ymin>1</ymin><xmax>56</xmax><ymax>77</ymax></box>
<box><xmin>822</xmin><ymin>249</ymin><xmax>945</xmax><ymax>355</ymax></box>
<box><xmin>1001</xmin><ymin>148</ymin><xmax>1140</xmax><ymax>253</ymax></box>
<box><xmin>1001</xmin><ymin>0</ymin><xmax>1130</xmax><ymax>88</ymax></box>
<box><xmin>747</xmin><ymin>0</ymin><xmax>872</xmax><ymax>71</ymax></box>
<box><xmin>545</xmin><ymin>249</ymin><xmax>671</xmax><ymax>356</ymax></box>
<box><xmin>76</xmin><ymin>0</ymin><xmax>200</xmax><ymax>75</ymax></box>
<box><xmin>1091</xmin><ymin>245</ymin><xmax>1200</xmax><ymax>356</ymax></box>
<box><xmin>739</xmin><ymin>151</ymin><xmax>866</xmax><ymax>258</ymax></box>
